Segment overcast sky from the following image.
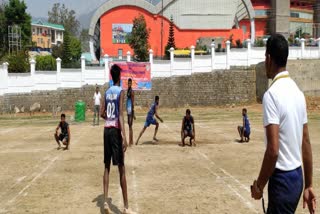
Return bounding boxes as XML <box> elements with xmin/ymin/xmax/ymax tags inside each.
<box><xmin>24</xmin><ymin>0</ymin><xmax>107</xmax><ymax>18</ymax></box>
<box><xmin>23</xmin><ymin>0</ymin><xmax>162</xmax><ymax>18</ymax></box>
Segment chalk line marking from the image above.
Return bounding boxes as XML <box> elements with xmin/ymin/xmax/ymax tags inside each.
<box><xmin>129</xmin><ymin>150</ymin><xmax>139</xmax><ymax>213</ymax></box>
<box><xmin>196</xmin><ymin>150</ymin><xmax>258</xmax><ymax>213</ymax></box>
<box><xmin>160</xmin><ymin>125</ymin><xmax>257</xmax><ymax>212</ymax></box>
<box><xmin>162</xmin><ymin>123</ymin><xmax>181</xmax><ymax>141</ymax></box>
<box><xmin>6</xmin><ymin>155</ymin><xmax>60</xmax><ymax>206</ymax></box>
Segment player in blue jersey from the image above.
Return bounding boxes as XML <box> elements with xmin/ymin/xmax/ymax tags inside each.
<box><xmin>237</xmin><ymin>108</ymin><xmax>251</xmax><ymax>142</ymax></box>
<box><xmin>100</xmin><ymin>64</ymin><xmax>134</xmax><ymax>214</ymax></box>
<box><xmin>127</xmin><ymin>78</ymin><xmax>135</xmax><ymax>146</ymax></box>
<box><xmin>135</xmin><ymin>96</ymin><xmax>163</xmax><ymax>145</ymax></box>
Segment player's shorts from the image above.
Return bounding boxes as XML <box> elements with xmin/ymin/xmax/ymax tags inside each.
<box><xmin>267</xmin><ymin>167</ymin><xmax>302</xmax><ymax>214</ymax></box>
<box><xmin>58</xmin><ymin>134</ymin><xmax>68</xmax><ymax>142</ymax></box>
<box><xmin>184</xmin><ymin>129</ymin><xmax>193</xmax><ymax>137</ymax></box>
<box><xmin>144</xmin><ymin>117</ymin><xmax>157</xmax><ymax>127</ymax></box>
<box><xmin>239</xmin><ymin>126</ymin><xmax>250</xmax><ymax>137</ymax></box>
<box><xmin>104</xmin><ymin>128</ymin><xmax>124</xmax><ymax>167</ymax></box>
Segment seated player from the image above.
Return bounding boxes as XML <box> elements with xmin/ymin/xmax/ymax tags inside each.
<box><xmin>54</xmin><ymin>113</ymin><xmax>71</xmax><ymax>150</ymax></box>
<box><xmin>181</xmin><ymin>109</ymin><xmax>196</xmax><ymax>146</ymax></box>
<box><xmin>237</xmin><ymin>108</ymin><xmax>250</xmax><ymax>142</ymax></box>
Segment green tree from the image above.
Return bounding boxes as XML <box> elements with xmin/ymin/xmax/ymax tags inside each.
<box><xmin>128</xmin><ymin>14</ymin><xmax>150</xmax><ymax>62</ymax></box>
<box><xmin>35</xmin><ymin>55</ymin><xmax>56</xmax><ymax>71</ymax></box>
<box><xmin>62</xmin><ymin>31</ymin><xmax>72</xmax><ymax>64</ymax></box>
<box><xmin>4</xmin><ymin>0</ymin><xmax>31</xmax><ymax>47</ymax></box>
<box><xmin>6</xmin><ymin>51</ymin><xmax>29</xmax><ymax>73</ymax></box>
<box><xmin>48</xmin><ymin>3</ymin><xmax>80</xmax><ymax>37</ymax></box>
<box><xmin>51</xmin><ymin>44</ymin><xmax>63</xmax><ymax>59</ymax></box>
<box><xmin>165</xmin><ymin>15</ymin><xmax>176</xmax><ymax>58</ymax></box>
<box><xmin>70</xmin><ymin>36</ymin><xmax>82</xmax><ymax>61</ymax></box>
<box><xmin>80</xmin><ymin>28</ymin><xmax>90</xmax><ymax>52</ymax></box>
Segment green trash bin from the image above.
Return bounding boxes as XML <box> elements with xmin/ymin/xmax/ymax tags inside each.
<box><xmin>75</xmin><ymin>100</ymin><xmax>86</xmax><ymax>122</ymax></box>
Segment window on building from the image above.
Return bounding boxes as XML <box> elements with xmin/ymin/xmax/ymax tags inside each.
<box><xmin>242</xmin><ymin>25</ymin><xmax>247</xmax><ymax>34</ymax></box>
<box><xmin>118</xmin><ymin>49</ymin><xmax>123</xmax><ymax>60</ymax></box>
<box><xmin>51</xmin><ymin>30</ymin><xmax>55</xmax><ymax>43</ymax></box>
<box><xmin>255</xmin><ymin>10</ymin><xmax>270</xmax><ymax>17</ymax></box>
<box><xmin>290</xmin><ymin>11</ymin><xmax>313</xmax><ymax>19</ymax></box>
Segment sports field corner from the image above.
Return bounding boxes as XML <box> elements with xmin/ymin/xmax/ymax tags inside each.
<box><xmin>0</xmin><ymin>104</ymin><xmax>319</xmax><ymax>214</ymax></box>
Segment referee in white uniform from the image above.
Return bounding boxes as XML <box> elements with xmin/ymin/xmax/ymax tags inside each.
<box><xmin>251</xmin><ymin>34</ymin><xmax>316</xmax><ymax>213</ymax></box>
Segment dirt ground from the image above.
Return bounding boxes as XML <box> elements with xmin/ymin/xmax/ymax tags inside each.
<box><xmin>0</xmin><ymin>104</ymin><xmax>319</xmax><ymax>214</ymax></box>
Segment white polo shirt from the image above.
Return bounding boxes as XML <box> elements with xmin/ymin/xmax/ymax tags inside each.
<box><xmin>263</xmin><ymin>71</ymin><xmax>307</xmax><ymax>171</ymax></box>
<box><xmin>93</xmin><ymin>92</ymin><xmax>101</xmax><ymax>106</ymax></box>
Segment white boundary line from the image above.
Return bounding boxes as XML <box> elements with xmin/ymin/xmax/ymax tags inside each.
<box><xmin>129</xmin><ymin>151</ymin><xmax>139</xmax><ymax>213</ymax></box>
<box><xmin>163</xmin><ymin>122</ymin><xmax>258</xmax><ymax>213</ymax></box>
<box><xmin>197</xmin><ymin>150</ymin><xmax>258</xmax><ymax>213</ymax></box>
<box><xmin>6</xmin><ymin>155</ymin><xmax>60</xmax><ymax>206</ymax></box>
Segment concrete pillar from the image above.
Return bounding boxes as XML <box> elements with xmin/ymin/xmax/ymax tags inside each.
<box><xmin>56</xmin><ymin>58</ymin><xmax>61</xmax><ymax>88</ymax></box>
<box><xmin>0</xmin><ymin>62</ymin><xmax>9</xmax><ymax>94</ymax></box>
<box><xmin>317</xmin><ymin>38</ymin><xmax>320</xmax><ymax>59</ymax></box>
<box><xmin>190</xmin><ymin>45</ymin><xmax>195</xmax><ymax>73</ymax></box>
<box><xmin>270</xmin><ymin>0</ymin><xmax>290</xmax><ymax>37</ymax></box>
<box><xmin>149</xmin><ymin>49</ymin><xmax>153</xmax><ymax>64</ymax></box>
<box><xmin>170</xmin><ymin>47</ymin><xmax>174</xmax><ymax>75</ymax></box>
<box><xmin>211</xmin><ymin>42</ymin><xmax>215</xmax><ymax>71</ymax></box>
<box><xmin>81</xmin><ymin>55</ymin><xmax>86</xmax><ymax>86</ymax></box>
<box><xmin>104</xmin><ymin>54</ymin><xmax>109</xmax><ymax>83</ymax></box>
<box><xmin>30</xmin><ymin>58</ymin><xmax>36</xmax><ymax>89</ymax></box>
<box><xmin>226</xmin><ymin>41</ymin><xmax>230</xmax><ymax>70</ymax></box>
<box><xmin>89</xmin><ymin>37</ymin><xmax>98</xmax><ymax>62</ymax></box>
<box><xmin>250</xmin><ymin>18</ymin><xmax>256</xmax><ymax>45</ymax></box>
<box><xmin>247</xmin><ymin>39</ymin><xmax>252</xmax><ymax>67</ymax></box>
<box><xmin>314</xmin><ymin>1</ymin><xmax>320</xmax><ymax>38</ymax></box>
<box><xmin>127</xmin><ymin>51</ymin><xmax>131</xmax><ymax>62</ymax></box>
<box><xmin>300</xmin><ymin>38</ymin><xmax>305</xmax><ymax>59</ymax></box>
<box><xmin>263</xmin><ymin>38</ymin><xmax>268</xmax><ymax>46</ymax></box>
<box><xmin>149</xmin><ymin>49</ymin><xmax>153</xmax><ymax>77</ymax></box>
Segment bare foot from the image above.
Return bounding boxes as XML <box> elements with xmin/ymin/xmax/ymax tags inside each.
<box><xmin>63</xmin><ymin>147</ymin><xmax>69</xmax><ymax>151</ymax></box>
<box><xmin>104</xmin><ymin>202</ymin><xmax>111</xmax><ymax>214</ymax></box>
<box><xmin>57</xmin><ymin>146</ymin><xmax>61</xmax><ymax>150</ymax></box>
<box><xmin>123</xmin><ymin>208</ymin><xmax>136</xmax><ymax>214</ymax></box>
<box><xmin>153</xmin><ymin>137</ymin><xmax>159</xmax><ymax>142</ymax></box>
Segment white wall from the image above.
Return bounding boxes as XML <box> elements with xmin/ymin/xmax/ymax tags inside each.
<box><xmin>1</xmin><ymin>43</ymin><xmax>320</xmax><ymax>95</ymax></box>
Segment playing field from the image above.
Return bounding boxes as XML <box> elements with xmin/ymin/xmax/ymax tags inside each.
<box><xmin>0</xmin><ymin>105</ymin><xmax>319</xmax><ymax>214</ymax></box>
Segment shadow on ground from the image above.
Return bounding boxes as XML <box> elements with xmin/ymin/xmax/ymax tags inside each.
<box><xmin>92</xmin><ymin>194</ymin><xmax>122</xmax><ymax>214</ymax></box>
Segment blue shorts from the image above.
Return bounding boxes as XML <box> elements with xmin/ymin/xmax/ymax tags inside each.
<box><xmin>144</xmin><ymin>117</ymin><xmax>157</xmax><ymax>127</ymax></box>
<box><xmin>267</xmin><ymin>167</ymin><xmax>303</xmax><ymax>214</ymax></box>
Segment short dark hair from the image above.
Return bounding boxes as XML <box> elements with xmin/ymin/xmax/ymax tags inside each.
<box><xmin>242</xmin><ymin>108</ymin><xmax>247</xmax><ymax>114</ymax></box>
<box><xmin>128</xmin><ymin>78</ymin><xmax>132</xmax><ymax>82</ymax></box>
<box><xmin>186</xmin><ymin>109</ymin><xmax>191</xmax><ymax>115</ymax></box>
<box><xmin>266</xmin><ymin>34</ymin><xmax>288</xmax><ymax>68</ymax></box>
<box><xmin>61</xmin><ymin>113</ymin><xmax>66</xmax><ymax>118</ymax></box>
<box><xmin>155</xmin><ymin>96</ymin><xmax>159</xmax><ymax>101</ymax></box>
<box><xmin>110</xmin><ymin>64</ymin><xmax>121</xmax><ymax>83</ymax></box>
